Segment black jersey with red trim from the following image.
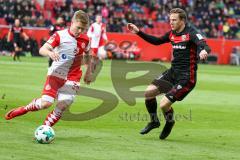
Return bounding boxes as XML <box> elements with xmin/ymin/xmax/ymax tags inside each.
<box><xmin>10</xmin><ymin>26</ymin><xmax>23</xmax><ymax>43</ymax></box>
<box><xmin>137</xmin><ymin>25</ymin><xmax>211</xmax><ymax>72</ymax></box>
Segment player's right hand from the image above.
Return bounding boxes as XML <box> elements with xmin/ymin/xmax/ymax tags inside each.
<box><xmin>199</xmin><ymin>50</ymin><xmax>208</xmax><ymax>60</ymax></box>
<box><xmin>127</xmin><ymin>23</ymin><xmax>139</xmax><ymax>34</ymax></box>
<box><xmin>84</xmin><ymin>72</ymin><xmax>92</xmax><ymax>85</ymax></box>
<box><xmin>48</xmin><ymin>51</ymin><xmax>60</xmax><ymax>61</ymax></box>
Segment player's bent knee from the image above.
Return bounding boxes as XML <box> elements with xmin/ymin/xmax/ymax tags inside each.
<box><xmin>144</xmin><ymin>90</ymin><xmax>155</xmax><ymax>99</ymax></box>
<box><xmin>144</xmin><ymin>85</ymin><xmax>159</xmax><ymax>99</ymax></box>
<box><xmin>41</xmin><ymin>101</ymin><xmax>53</xmax><ymax>109</ymax></box>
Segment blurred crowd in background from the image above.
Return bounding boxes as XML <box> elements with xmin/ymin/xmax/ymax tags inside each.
<box><xmin>0</xmin><ymin>0</ymin><xmax>239</xmax><ymax>62</ymax></box>
<box><xmin>0</xmin><ymin>0</ymin><xmax>239</xmax><ymax>39</ymax></box>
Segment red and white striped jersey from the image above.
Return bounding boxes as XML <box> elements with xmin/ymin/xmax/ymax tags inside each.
<box><xmin>46</xmin><ymin>29</ymin><xmax>90</xmax><ymax>81</ymax></box>
<box><xmin>87</xmin><ymin>22</ymin><xmax>108</xmax><ymax>48</ymax></box>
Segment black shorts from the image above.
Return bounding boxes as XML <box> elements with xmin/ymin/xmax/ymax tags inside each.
<box><xmin>152</xmin><ymin>68</ymin><xmax>196</xmax><ymax>103</ymax></box>
<box><xmin>13</xmin><ymin>40</ymin><xmax>23</xmax><ymax>48</ymax></box>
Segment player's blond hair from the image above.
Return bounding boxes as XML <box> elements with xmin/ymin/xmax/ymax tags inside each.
<box><xmin>170</xmin><ymin>8</ymin><xmax>187</xmax><ymax>23</ymax></box>
<box><xmin>72</xmin><ymin>10</ymin><xmax>89</xmax><ymax>26</ymax></box>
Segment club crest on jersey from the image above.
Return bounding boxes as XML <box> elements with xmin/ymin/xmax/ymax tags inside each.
<box><xmin>81</xmin><ymin>42</ymin><xmax>86</xmax><ymax>49</ymax></box>
<box><xmin>182</xmin><ymin>35</ymin><xmax>187</xmax><ymax>41</ymax></box>
<box><xmin>45</xmin><ymin>84</ymin><xmax>51</xmax><ymax>90</ymax></box>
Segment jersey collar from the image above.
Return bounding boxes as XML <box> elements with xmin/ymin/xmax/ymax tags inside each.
<box><xmin>68</xmin><ymin>29</ymin><xmax>76</xmax><ymax>38</ymax></box>
<box><xmin>173</xmin><ymin>24</ymin><xmax>189</xmax><ymax>36</ymax></box>
<box><xmin>68</xmin><ymin>29</ymin><xmax>84</xmax><ymax>39</ymax></box>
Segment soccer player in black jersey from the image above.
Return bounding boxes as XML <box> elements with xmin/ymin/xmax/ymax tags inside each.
<box><xmin>127</xmin><ymin>8</ymin><xmax>211</xmax><ymax>139</ymax></box>
<box><xmin>7</xmin><ymin>19</ymin><xmax>28</xmax><ymax>61</ymax></box>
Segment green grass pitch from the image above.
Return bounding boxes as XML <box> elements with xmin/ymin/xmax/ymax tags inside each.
<box><xmin>0</xmin><ymin>56</ymin><xmax>240</xmax><ymax>160</ymax></box>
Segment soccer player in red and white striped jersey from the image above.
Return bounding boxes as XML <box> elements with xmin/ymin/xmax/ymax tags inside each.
<box><xmin>87</xmin><ymin>15</ymin><xmax>108</xmax><ymax>58</ymax></box>
<box><xmin>5</xmin><ymin>10</ymin><xmax>94</xmax><ymax>127</ymax></box>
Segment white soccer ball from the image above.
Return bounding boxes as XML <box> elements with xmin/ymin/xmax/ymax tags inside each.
<box><xmin>34</xmin><ymin>125</ymin><xmax>55</xmax><ymax>144</ymax></box>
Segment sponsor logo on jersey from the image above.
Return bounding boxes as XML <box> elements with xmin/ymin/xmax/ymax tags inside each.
<box><xmin>61</xmin><ymin>54</ymin><xmax>67</xmax><ymax>59</ymax></box>
<box><xmin>172</xmin><ymin>45</ymin><xmax>186</xmax><ymax>49</ymax></box>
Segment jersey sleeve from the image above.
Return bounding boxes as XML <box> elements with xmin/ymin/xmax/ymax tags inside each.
<box><xmin>190</xmin><ymin>30</ymin><xmax>211</xmax><ymax>54</ymax></box>
<box><xmin>46</xmin><ymin>32</ymin><xmax>60</xmax><ymax>48</ymax></box>
<box><xmin>137</xmin><ymin>30</ymin><xmax>170</xmax><ymax>45</ymax></box>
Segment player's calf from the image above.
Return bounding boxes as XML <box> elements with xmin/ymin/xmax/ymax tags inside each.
<box><xmin>43</xmin><ymin>100</ymin><xmax>69</xmax><ymax>126</ymax></box>
<box><xmin>43</xmin><ymin>107</ymin><xmax>62</xmax><ymax>126</ymax></box>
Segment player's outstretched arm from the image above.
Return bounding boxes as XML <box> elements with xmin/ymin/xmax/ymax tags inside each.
<box><xmin>127</xmin><ymin>23</ymin><xmax>170</xmax><ymax>45</ymax></box>
<box><xmin>39</xmin><ymin>43</ymin><xmax>60</xmax><ymax>61</ymax></box>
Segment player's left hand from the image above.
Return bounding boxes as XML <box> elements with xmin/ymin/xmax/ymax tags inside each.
<box><xmin>199</xmin><ymin>50</ymin><xmax>208</xmax><ymax>60</ymax></box>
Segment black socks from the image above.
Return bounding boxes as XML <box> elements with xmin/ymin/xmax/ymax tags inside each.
<box><xmin>145</xmin><ymin>98</ymin><xmax>159</xmax><ymax>122</ymax></box>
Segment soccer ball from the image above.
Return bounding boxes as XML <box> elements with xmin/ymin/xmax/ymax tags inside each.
<box><xmin>34</xmin><ymin>125</ymin><xmax>55</xmax><ymax>144</ymax></box>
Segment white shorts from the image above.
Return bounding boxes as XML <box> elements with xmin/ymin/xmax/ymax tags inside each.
<box><xmin>41</xmin><ymin>75</ymin><xmax>80</xmax><ymax>105</ymax></box>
